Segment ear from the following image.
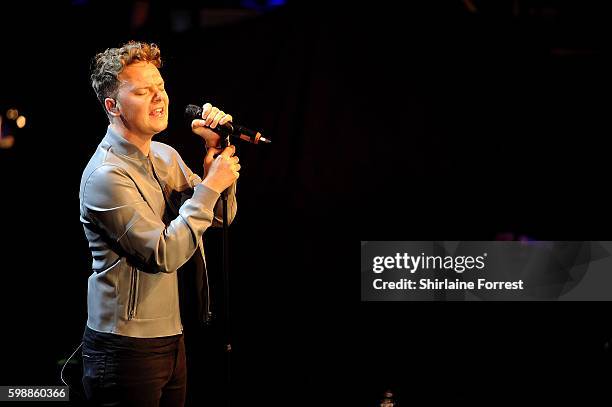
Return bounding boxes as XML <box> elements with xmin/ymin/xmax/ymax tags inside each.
<box><xmin>104</xmin><ymin>97</ymin><xmax>120</xmax><ymax>117</ymax></box>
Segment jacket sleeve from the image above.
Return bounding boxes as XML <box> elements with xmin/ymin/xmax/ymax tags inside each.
<box><xmin>182</xmin><ymin>168</ymin><xmax>237</xmax><ymax>228</ymax></box>
<box><xmin>211</xmin><ymin>180</ymin><xmax>237</xmax><ymax>228</ymax></box>
<box><xmin>82</xmin><ymin>164</ymin><xmax>221</xmax><ymax>274</ymax></box>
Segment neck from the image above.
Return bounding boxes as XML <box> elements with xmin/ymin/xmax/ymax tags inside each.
<box><xmin>110</xmin><ymin>121</ymin><xmax>152</xmax><ymax>156</ymax></box>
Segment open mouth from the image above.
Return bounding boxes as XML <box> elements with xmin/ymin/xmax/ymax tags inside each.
<box><xmin>150</xmin><ymin>107</ymin><xmax>165</xmax><ymax>118</ymax></box>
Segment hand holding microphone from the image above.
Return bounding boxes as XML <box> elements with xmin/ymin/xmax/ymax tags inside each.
<box><xmin>190</xmin><ymin>102</ymin><xmax>233</xmax><ymax>148</ymax></box>
<box><xmin>201</xmin><ymin>144</ymin><xmax>240</xmax><ymax>194</ymax></box>
<box><xmin>186</xmin><ymin>103</ymin><xmax>271</xmax><ymax>145</ymax></box>
<box><xmin>188</xmin><ymin>102</ymin><xmax>268</xmax><ymax>193</ymax></box>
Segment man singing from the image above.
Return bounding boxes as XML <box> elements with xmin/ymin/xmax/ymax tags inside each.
<box><xmin>79</xmin><ymin>40</ymin><xmax>239</xmax><ymax>406</ymax></box>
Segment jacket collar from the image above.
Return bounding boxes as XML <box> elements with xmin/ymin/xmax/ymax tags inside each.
<box><xmin>103</xmin><ymin>126</ymin><xmax>150</xmax><ymax>161</ymax></box>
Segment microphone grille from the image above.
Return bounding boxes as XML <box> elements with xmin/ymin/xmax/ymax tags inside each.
<box><xmin>184</xmin><ymin>104</ymin><xmax>202</xmax><ymax>120</ymax></box>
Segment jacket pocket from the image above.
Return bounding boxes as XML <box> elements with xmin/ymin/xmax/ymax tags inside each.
<box><xmin>127</xmin><ymin>267</ymin><xmax>139</xmax><ymax>320</ymax></box>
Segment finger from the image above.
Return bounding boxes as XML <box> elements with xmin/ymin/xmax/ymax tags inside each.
<box><xmin>220</xmin><ymin>145</ymin><xmax>234</xmax><ymax>158</ymax></box>
<box><xmin>191</xmin><ymin>119</ymin><xmax>207</xmax><ymax>129</ymax></box>
<box><xmin>205</xmin><ymin>107</ymin><xmax>219</xmax><ymax>126</ymax></box>
<box><xmin>234</xmin><ymin>163</ymin><xmax>241</xmax><ymax>171</ymax></box>
<box><xmin>219</xmin><ymin>114</ymin><xmax>233</xmax><ymax>126</ymax></box>
<box><xmin>202</xmin><ymin>103</ymin><xmax>212</xmax><ymax>120</ymax></box>
<box><xmin>210</xmin><ymin>110</ymin><xmax>225</xmax><ymax>129</ymax></box>
<box><xmin>233</xmin><ymin>155</ymin><xmax>239</xmax><ymax>163</ymax></box>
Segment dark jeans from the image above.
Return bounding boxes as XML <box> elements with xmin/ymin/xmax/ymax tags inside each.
<box><xmin>82</xmin><ymin>326</ymin><xmax>186</xmax><ymax>407</ymax></box>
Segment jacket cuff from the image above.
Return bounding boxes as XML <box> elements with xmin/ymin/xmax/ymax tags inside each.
<box><xmin>191</xmin><ymin>183</ymin><xmax>221</xmax><ymax>211</ymax></box>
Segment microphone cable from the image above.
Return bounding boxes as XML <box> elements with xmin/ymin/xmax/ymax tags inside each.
<box><xmin>59</xmin><ymin>341</ymin><xmax>84</xmax><ymax>399</ymax></box>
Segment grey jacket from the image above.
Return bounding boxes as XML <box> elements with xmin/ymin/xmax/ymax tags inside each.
<box><xmin>79</xmin><ymin>126</ymin><xmax>236</xmax><ymax>338</ymax></box>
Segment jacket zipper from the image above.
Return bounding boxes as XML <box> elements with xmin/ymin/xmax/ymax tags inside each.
<box><xmin>128</xmin><ymin>267</ymin><xmax>139</xmax><ymax>320</ymax></box>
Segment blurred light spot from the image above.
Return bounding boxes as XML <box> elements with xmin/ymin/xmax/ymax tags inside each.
<box><xmin>462</xmin><ymin>0</ymin><xmax>478</xmax><ymax>13</ymax></box>
<box><xmin>171</xmin><ymin>9</ymin><xmax>192</xmax><ymax>32</ymax></box>
<box><xmin>241</xmin><ymin>0</ymin><xmax>285</xmax><ymax>10</ymax></box>
<box><xmin>199</xmin><ymin>8</ymin><xmax>258</xmax><ymax>27</ymax></box>
<box><xmin>0</xmin><ymin>135</ymin><xmax>15</xmax><ymax>149</ymax></box>
<box><xmin>7</xmin><ymin>109</ymin><xmax>18</xmax><ymax>120</ymax></box>
<box><xmin>16</xmin><ymin>115</ymin><xmax>26</xmax><ymax>128</ymax></box>
<box><xmin>131</xmin><ymin>0</ymin><xmax>150</xmax><ymax>29</ymax></box>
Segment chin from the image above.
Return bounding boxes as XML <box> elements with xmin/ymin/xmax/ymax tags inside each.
<box><xmin>152</xmin><ymin>121</ymin><xmax>168</xmax><ymax>134</ymax></box>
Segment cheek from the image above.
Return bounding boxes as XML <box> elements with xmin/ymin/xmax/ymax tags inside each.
<box><xmin>131</xmin><ymin>102</ymin><xmax>149</xmax><ymax>120</ymax></box>
<box><xmin>119</xmin><ymin>97</ymin><xmax>146</xmax><ymax>120</ymax></box>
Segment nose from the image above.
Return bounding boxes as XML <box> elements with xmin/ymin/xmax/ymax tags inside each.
<box><xmin>152</xmin><ymin>91</ymin><xmax>163</xmax><ymax>103</ymax></box>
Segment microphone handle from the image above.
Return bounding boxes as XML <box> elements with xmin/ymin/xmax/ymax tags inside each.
<box><xmin>205</xmin><ymin>123</ymin><xmax>261</xmax><ymax>144</ymax></box>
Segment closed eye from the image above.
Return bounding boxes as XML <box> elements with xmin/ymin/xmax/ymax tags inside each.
<box><xmin>135</xmin><ymin>87</ymin><xmax>164</xmax><ymax>95</ymax></box>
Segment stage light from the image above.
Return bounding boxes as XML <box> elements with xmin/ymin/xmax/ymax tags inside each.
<box><xmin>6</xmin><ymin>109</ymin><xmax>18</xmax><ymax>120</ymax></box>
<box><xmin>16</xmin><ymin>115</ymin><xmax>26</xmax><ymax>128</ymax></box>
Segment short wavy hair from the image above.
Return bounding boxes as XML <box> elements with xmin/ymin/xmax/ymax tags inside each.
<box><xmin>90</xmin><ymin>41</ymin><xmax>162</xmax><ymax>113</ymax></box>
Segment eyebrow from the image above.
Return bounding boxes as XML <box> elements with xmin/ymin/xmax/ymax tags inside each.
<box><xmin>133</xmin><ymin>81</ymin><xmax>165</xmax><ymax>90</ymax></box>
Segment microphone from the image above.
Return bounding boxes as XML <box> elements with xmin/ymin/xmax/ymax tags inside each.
<box><xmin>184</xmin><ymin>104</ymin><xmax>271</xmax><ymax>145</ymax></box>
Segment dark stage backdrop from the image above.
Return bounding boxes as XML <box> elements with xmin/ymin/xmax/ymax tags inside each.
<box><xmin>1</xmin><ymin>1</ymin><xmax>611</xmax><ymax>405</ymax></box>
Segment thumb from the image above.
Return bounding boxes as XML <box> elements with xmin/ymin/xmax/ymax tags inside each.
<box><xmin>191</xmin><ymin>119</ymin><xmax>207</xmax><ymax>129</ymax></box>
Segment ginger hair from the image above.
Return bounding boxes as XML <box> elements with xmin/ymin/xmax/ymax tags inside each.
<box><xmin>90</xmin><ymin>41</ymin><xmax>162</xmax><ymax>114</ymax></box>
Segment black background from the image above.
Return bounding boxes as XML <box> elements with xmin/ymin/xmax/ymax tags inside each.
<box><xmin>1</xmin><ymin>0</ymin><xmax>611</xmax><ymax>405</ymax></box>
